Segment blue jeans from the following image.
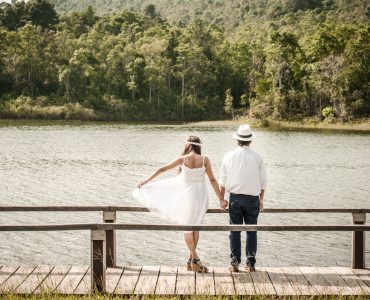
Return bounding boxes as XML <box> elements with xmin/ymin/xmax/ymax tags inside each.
<box><xmin>229</xmin><ymin>193</ymin><xmax>260</xmax><ymax>266</ymax></box>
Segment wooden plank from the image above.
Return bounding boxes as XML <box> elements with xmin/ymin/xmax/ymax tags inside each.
<box><xmin>300</xmin><ymin>266</ymin><xmax>336</xmax><ymax>295</ymax></box>
<box><xmin>16</xmin><ymin>265</ymin><xmax>53</xmax><ymax>294</ymax></box>
<box><xmin>282</xmin><ymin>267</ymin><xmax>317</xmax><ymax>295</ymax></box>
<box><xmin>106</xmin><ymin>267</ymin><xmax>124</xmax><ymax>294</ymax></box>
<box><xmin>353</xmin><ymin>269</ymin><xmax>370</xmax><ymax>288</ymax></box>
<box><xmin>264</xmin><ymin>267</ymin><xmax>295</xmax><ymax>296</ymax></box>
<box><xmin>115</xmin><ymin>266</ymin><xmax>142</xmax><ymax>295</ymax></box>
<box><xmin>134</xmin><ymin>266</ymin><xmax>160</xmax><ymax>295</ymax></box>
<box><xmin>2</xmin><ymin>206</ymin><xmax>370</xmax><ymax>214</ymax></box>
<box><xmin>213</xmin><ymin>267</ymin><xmax>234</xmax><ymax>295</ymax></box>
<box><xmin>176</xmin><ymin>267</ymin><xmax>195</xmax><ymax>295</ymax></box>
<box><xmin>196</xmin><ymin>267</ymin><xmax>215</xmax><ymax>295</ymax></box>
<box><xmin>56</xmin><ymin>266</ymin><xmax>89</xmax><ymax>294</ymax></box>
<box><xmin>232</xmin><ymin>270</ymin><xmax>255</xmax><ymax>295</ymax></box>
<box><xmin>0</xmin><ymin>265</ymin><xmax>36</xmax><ymax>293</ymax></box>
<box><xmin>34</xmin><ymin>265</ymin><xmax>71</xmax><ymax>294</ymax></box>
<box><xmin>316</xmin><ymin>267</ymin><xmax>356</xmax><ymax>295</ymax></box>
<box><xmin>73</xmin><ymin>267</ymin><xmax>90</xmax><ymax>294</ymax></box>
<box><xmin>333</xmin><ymin>267</ymin><xmax>370</xmax><ymax>295</ymax></box>
<box><xmin>0</xmin><ymin>266</ymin><xmax>19</xmax><ymax>286</ymax></box>
<box><xmin>155</xmin><ymin>266</ymin><xmax>177</xmax><ymax>295</ymax></box>
<box><xmin>250</xmin><ymin>267</ymin><xmax>276</xmax><ymax>295</ymax></box>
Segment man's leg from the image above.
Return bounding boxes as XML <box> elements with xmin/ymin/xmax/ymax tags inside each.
<box><xmin>244</xmin><ymin>195</ymin><xmax>260</xmax><ymax>268</ymax></box>
<box><xmin>229</xmin><ymin>193</ymin><xmax>243</xmax><ymax>268</ymax></box>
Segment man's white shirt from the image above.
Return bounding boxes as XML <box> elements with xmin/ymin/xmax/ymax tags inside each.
<box><xmin>219</xmin><ymin>146</ymin><xmax>266</xmax><ymax>196</ymax></box>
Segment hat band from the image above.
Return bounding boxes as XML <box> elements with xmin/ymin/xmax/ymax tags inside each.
<box><xmin>237</xmin><ymin>133</ymin><xmax>252</xmax><ymax>139</ymax></box>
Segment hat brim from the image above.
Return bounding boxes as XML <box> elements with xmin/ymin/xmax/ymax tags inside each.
<box><xmin>232</xmin><ymin>132</ymin><xmax>256</xmax><ymax>141</ymax></box>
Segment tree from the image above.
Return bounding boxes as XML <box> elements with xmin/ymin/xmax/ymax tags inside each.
<box><xmin>28</xmin><ymin>0</ymin><xmax>59</xmax><ymax>29</ymax></box>
<box><xmin>144</xmin><ymin>4</ymin><xmax>156</xmax><ymax>18</ymax></box>
<box><xmin>224</xmin><ymin>88</ymin><xmax>234</xmax><ymax>119</ymax></box>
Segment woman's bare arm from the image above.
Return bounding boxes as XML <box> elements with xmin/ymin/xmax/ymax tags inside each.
<box><xmin>205</xmin><ymin>157</ymin><xmax>228</xmax><ymax>209</ymax></box>
<box><xmin>138</xmin><ymin>157</ymin><xmax>183</xmax><ymax>188</ymax></box>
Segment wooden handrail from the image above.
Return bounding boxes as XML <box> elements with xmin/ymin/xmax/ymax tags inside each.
<box><xmin>0</xmin><ymin>223</ymin><xmax>369</xmax><ymax>231</ymax></box>
<box><xmin>0</xmin><ymin>206</ymin><xmax>369</xmax><ymax>213</ymax></box>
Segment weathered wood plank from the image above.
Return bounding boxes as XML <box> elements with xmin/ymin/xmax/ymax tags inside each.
<box><xmin>353</xmin><ymin>269</ymin><xmax>370</xmax><ymax>288</ymax></box>
<box><xmin>155</xmin><ymin>266</ymin><xmax>177</xmax><ymax>295</ymax></box>
<box><xmin>106</xmin><ymin>268</ymin><xmax>124</xmax><ymax>294</ymax></box>
<box><xmin>264</xmin><ymin>267</ymin><xmax>295</xmax><ymax>296</ymax></box>
<box><xmin>232</xmin><ymin>270</ymin><xmax>255</xmax><ymax>295</ymax></box>
<box><xmin>0</xmin><ymin>266</ymin><xmax>19</xmax><ymax>286</ymax></box>
<box><xmin>73</xmin><ymin>267</ymin><xmax>90</xmax><ymax>294</ymax></box>
<box><xmin>196</xmin><ymin>267</ymin><xmax>215</xmax><ymax>295</ymax></box>
<box><xmin>213</xmin><ymin>267</ymin><xmax>234</xmax><ymax>295</ymax></box>
<box><xmin>134</xmin><ymin>266</ymin><xmax>160</xmax><ymax>295</ymax></box>
<box><xmin>33</xmin><ymin>265</ymin><xmax>71</xmax><ymax>294</ymax></box>
<box><xmin>115</xmin><ymin>266</ymin><xmax>142</xmax><ymax>295</ymax></box>
<box><xmin>56</xmin><ymin>266</ymin><xmax>89</xmax><ymax>294</ymax></box>
<box><xmin>16</xmin><ymin>265</ymin><xmax>53</xmax><ymax>294</ymax></box>
<box><xmin>0</xmin><ymin>265</ymin><xmax>35</xmax><ymax>293</ymax></box>
<box><xmin>176</xmin><ymin>267</ymin><xmax>195</xmax><ymax>295</ymax></box>
<box><xmin>250</xmin><ymin>267</ymin><xmax>276</xmax><ymax>295</ymax></box>
<box><xmin>282</xmin><ymin>266</ymin><xmax>317</xmax><ymax>295</ymax></box>
<box><xmin>300</xmin><ymin>266</ymin><xmax>336</xmax><ymax>295</ymax></box>
<box><xmin>317</xmin><ymin>266</ymin><xmax>356</xmax><ymax>295</ymax></box>
<box><xmin>333</xmin><ymin>267</ymin><xmax>370</xmax><ymax>295</ymax></box>
<box><xmin>2</xmin><ymin>206</ymin><xmax>369</xmax><ymax>214</ymax></box>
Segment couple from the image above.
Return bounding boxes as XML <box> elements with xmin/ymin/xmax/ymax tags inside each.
<box><xmin>133</xmin><ymin>124</ymin><xmax>266</xmax><ymax>273</ymax></box>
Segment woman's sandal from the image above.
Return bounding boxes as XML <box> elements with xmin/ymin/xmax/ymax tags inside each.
<box><xmin>186</xmin><ymin>258</ymin><xmax>192</xmax><ymax>271</ymax></box>
<box><xmin>191</xmin><ymin>258</ymin><xmax>208</xmax><ymax>273</ymax></box>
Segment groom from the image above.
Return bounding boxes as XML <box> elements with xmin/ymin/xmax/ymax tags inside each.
<box><xmin>219</xmin><ymin>124</ymin><xmax>266</xmax><ymax>272</ymax></box>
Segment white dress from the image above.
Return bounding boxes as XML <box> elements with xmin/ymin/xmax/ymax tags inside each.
<box><xmin>132</xmin><ymin>157</ymin><xmax>209</xmax><ymax>226</ymax></box>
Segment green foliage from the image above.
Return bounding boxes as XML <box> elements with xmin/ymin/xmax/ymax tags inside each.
<box><xmin>0</xmin><ymin>0</ymin><xmax>369</xmax><ymax>121</ymax></box>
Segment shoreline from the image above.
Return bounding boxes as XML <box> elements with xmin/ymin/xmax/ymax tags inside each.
<box><xmin>0</xmin><ymin>118</ymin><xmax>370</xmax><ymax>133</ymax></box>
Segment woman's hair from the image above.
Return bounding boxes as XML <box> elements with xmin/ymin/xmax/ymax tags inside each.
<box><xmin>182</xmin><ymin>135</ymin><xmax>202</xmax><ymax>156</ymax></box>
<box><xmin>178</xmin><ymin>136</ymin><xmax>202</xmax><ymax>173</ymax></box>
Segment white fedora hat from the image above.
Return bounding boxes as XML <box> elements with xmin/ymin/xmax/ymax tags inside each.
<box><xmin>232</xmin><ymin>124</ymin><xmax>256</xmax><ymax>141</ymax></box>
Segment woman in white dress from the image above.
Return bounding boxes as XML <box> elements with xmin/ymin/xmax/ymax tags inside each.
<box><xmin>133</xmin><ymin>136</ymin><xmax>228</xmax><ymax>272</ymax></box>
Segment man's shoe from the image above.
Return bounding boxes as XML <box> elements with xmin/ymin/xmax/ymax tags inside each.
<box><xmin>228</xmin><ymin>264</ymin><xmax>240</xmax><ymax>272</ymax></box>
<box><xmin>246</xmin><ymin>260</ymin><xmax>256</xmax><ymax>272</ymax></box>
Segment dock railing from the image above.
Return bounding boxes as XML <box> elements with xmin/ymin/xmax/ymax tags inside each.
<box><xmin>0</xmin><ymin>206</ymin><xmax>369</xmax><ymax>292</ymax></box>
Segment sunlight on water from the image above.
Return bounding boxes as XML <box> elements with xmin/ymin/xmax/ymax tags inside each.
<box><xmin>0</xmin><ymin>123</ymin><xmax>369</xmax><ymax>267</ymax></box>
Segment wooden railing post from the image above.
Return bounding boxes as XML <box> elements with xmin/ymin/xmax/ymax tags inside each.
<box><xmin>91</xmin><ymin>230</ymin><xmax>106</xmax><ymax>293</ymax></box>
<box><xmin>103</xmin><ymin>211</ymin><xmax>116</xmax><ymax>268</ymax></box>
<box><xmin>352</xmin><ymin>212</ymin><xmax>366</xmax><ymax>269</ymax></box>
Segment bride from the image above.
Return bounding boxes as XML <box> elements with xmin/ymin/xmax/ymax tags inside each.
<box><xmin>133</xmin><ymin>135</ymin><xmax>228</xmax><ymax>272</ymax></box>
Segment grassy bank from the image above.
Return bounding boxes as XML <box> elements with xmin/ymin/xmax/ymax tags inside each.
<box><xmin>1</xmin><ymin>295</ymin><xmax>370</xmax><ymax>300</ymax></box>
<box><xmin>189</xmin><ymin>117</ymin><xmax>370</xmax><ymax>133</ymax></box>
<box><xmin>1</xmin><ymin>117</ymin><xmax>370</xmax><ymax>133</ymax></box>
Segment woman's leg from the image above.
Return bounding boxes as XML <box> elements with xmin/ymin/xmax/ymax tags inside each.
<box><xmin>193</xmin><ymin>231</ymin><xmax>200</xmax><ymax>248</ymax></box>
<box><xmin>184</xmin><ymin>232</ymin><xmax>199</xmax><ymax>259</ymax></box>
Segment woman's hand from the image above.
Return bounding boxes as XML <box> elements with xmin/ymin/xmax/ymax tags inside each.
<box><xmin>137</xmin><ymin>180</ymin><xmax>148</xmax><ymax>188</ymax></box>
<box><xmin>219</xmin><ymin>199</ymin><xmax>228</xmax><ymax>210</ymax></box>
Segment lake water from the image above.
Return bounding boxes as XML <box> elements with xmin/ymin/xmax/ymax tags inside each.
<box><xmin>0</xmin><ymin>123</ymin><xmax>369</xmax><ymax>267</ymax></box>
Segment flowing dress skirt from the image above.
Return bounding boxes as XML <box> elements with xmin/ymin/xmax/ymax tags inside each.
<box><xmin>132</xmin><ymin>176</ymin><xmax>209</xmax><ymax>226</ymax></box>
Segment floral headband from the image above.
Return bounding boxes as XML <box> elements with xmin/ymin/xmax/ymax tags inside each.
<box><xmin>186</xmin><ymin>141</ymin><xmax>202</xmax><ymax>147</ymax></box>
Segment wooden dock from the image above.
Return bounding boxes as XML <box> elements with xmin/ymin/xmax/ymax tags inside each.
<box><xmin>0</xmin><ymin>265</ymin><xmax>369</xmax><ymax>296</ymax></box>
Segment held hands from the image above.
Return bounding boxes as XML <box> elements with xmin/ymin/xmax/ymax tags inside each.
<box><xmin>259</xmin><ymin>198</ymin><xmax>264</xmax><ymax>212</ymax></box>
<box><xmin>219</xmin><ymin>199</ymin><xmax>228</xmax><ymax>210</ymax></box>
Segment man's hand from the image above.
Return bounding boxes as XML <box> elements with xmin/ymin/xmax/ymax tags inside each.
<box><xmin>259</xmin><ymin>199</ymin><xmax>264</xmax><ymax>212</ymax></box>
<box><xmin>220</xmin><ymin>199</ymin><xmax>228</xmax><ymax>210</ymax></box>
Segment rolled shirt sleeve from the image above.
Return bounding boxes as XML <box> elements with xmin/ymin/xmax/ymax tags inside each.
<box><xmin>219</xmin><ymin>156</ymin><xmax>227</xmax><ymax>187</ymax></box>
<box><xmin>259</xmin><ymin>159</ymin><xmax>267</xmax><ymax>190</ymax></box>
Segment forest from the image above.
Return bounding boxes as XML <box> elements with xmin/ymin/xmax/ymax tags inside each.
<box><xmin>0</xmin><ymin>0</ymin><xmax>369</xmax><ymax>121</ymax></box>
